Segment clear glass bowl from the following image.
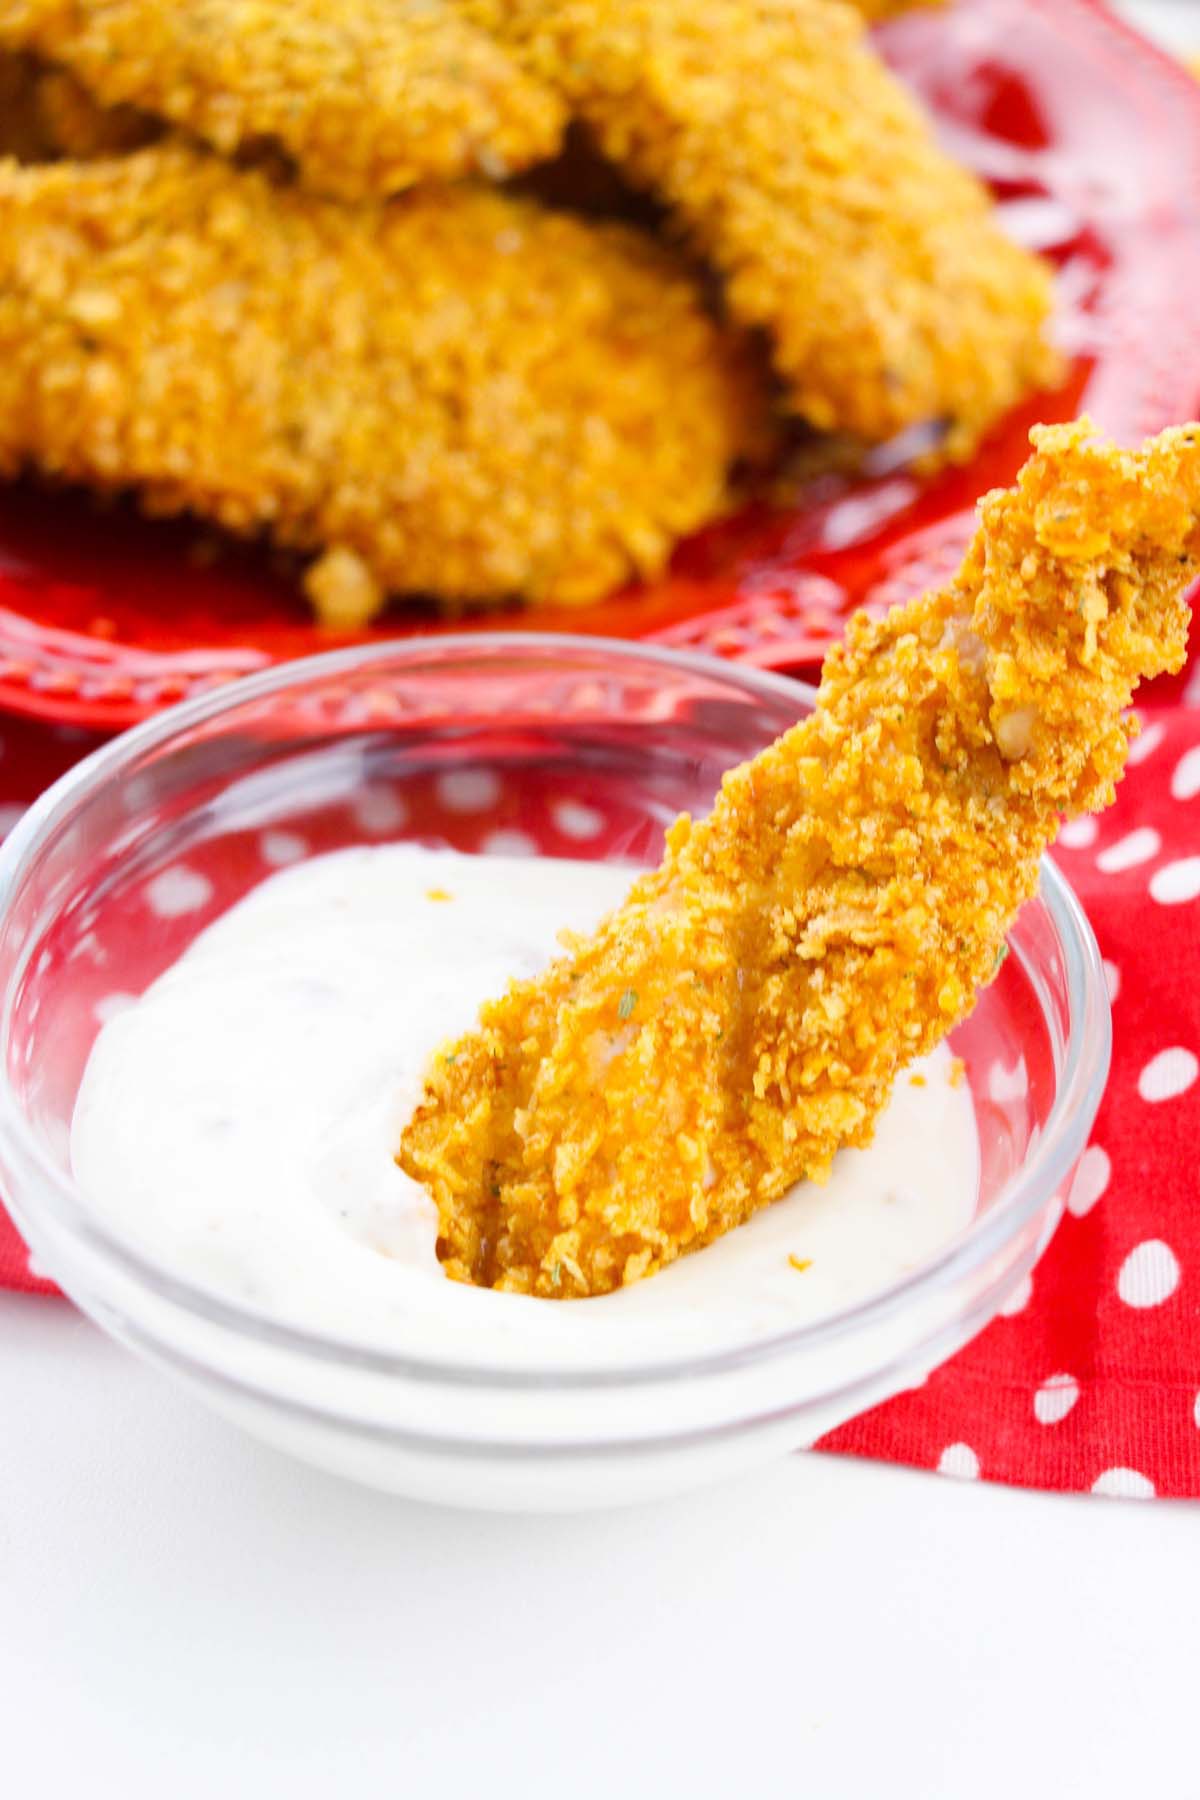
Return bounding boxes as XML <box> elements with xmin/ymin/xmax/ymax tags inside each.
<box><xmin>0</xmin><ymin>637</ymin><xmax>1110</xmax><ymax>1511</ymax></box>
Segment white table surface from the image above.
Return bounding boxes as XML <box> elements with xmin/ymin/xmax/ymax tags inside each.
<box><xmin>4</xmin><ymin>1291</ymin><xmax>1199</xmax><ymax>1799</ymax></box>
<box><xmin>6</xmin><ymin>7</ymin><xmax>1200</xmax><ymax>1796</ymax></box>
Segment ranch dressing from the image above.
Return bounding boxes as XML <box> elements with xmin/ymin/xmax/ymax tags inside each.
<box><xmin>71</xmin><ymin>845</ymin><xmax>979</xmax><ymax>1368</ymax></box>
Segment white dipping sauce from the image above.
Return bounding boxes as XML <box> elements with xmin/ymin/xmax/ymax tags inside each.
<box><xmin>71</xmin><ymin>846</ymin><xmax>980</xmax><ymax>1368</ymax></box>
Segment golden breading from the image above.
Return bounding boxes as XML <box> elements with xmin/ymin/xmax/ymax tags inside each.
<box><xmin>0</xmin><ymin>51</ymin><xmax>48</xmax><ymax>157</ymax></box>
<box><xmin>0</xmin><ymin>0</ymin><xmax>565</xmax><ymax>197</ymax></box>
<box><xmin>0</xmin><ymin>50</ymin><xmax>155</xmax><ymax>158</ymax></box>
<box><xmin>852</xmin><ymin>0</ymin><xmax>944</xmax><ymax>17</ymax></box>
<box><xmin>0</xmin><ymin>144</ymin><xmax>772</xmax><ymax>623</ymax></box>
<box><xmin>400</xmin><ymin>420</ymin><xmax>1198</xmax><ymax>1297</ymax></box>
<box><xmin>462</xmin><ymin>0</ymin><xmax>1058</xmax><ymax>457</ymax></box>
<box><xmin>30</xmin><ymin>60</ymin><xmax>156</xmax><ymax>155</ymax></box>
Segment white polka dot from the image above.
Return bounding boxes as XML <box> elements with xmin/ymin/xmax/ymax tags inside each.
<box><xmin>987</xmin><ymin>1057</ymin><xmax>1028</xmax><ymax>1103</ymax></box>
<box><xmin>1137</xmin><ymin>1046</ymin><xmax>1199</xmax><ymax>1103</ymax></box>
<box><xmin>1067</xmin><ymin>1144</ymin><xmax>1111</xmax><ymax>1218</ymax></box>
<box><xmin>351</xmin><ymin>788</ymin><xmax>408</xmax><ymax>836</ymax></box>
<box><xmin>552</xmin><ymin>799</ymin><xmax>605</xmax><ymax>841</ymax></box>
<box><xmin>68</xmin><ymin>931</ymin><xmax>106</xmax><ymax>967</ymax></box>
<box><xmin>1096</xmin><ymin>827</ymin><xmax>1161</xmax><ymax>873</ymax></box>
<box><xmin>999</xmin><ymin>1272</ymin><xmax>1033</xmax><ymax>1316</ymax></box>
<box><xmin>1194</xmin><ymin>1391</ymin><xmax>1200</xmax><ymax>1432</ymax></box>
<box><xmin>1057</xmin><ymin>815</ymin><xmax>1098</xmax><ymax>850</ymax></box>
<box><xmin>1034</xmin><ymin>1372</ymin><xmax>1080</xmax><ymax>1425</ymax></box>
<box><xmin>1171</xmin><ymin>743</ymin><xmax>1200</xmax><ymax>800</ymax></box>
<box><xmin>1127</xmin><ymin>719</ymin><xmax>1167</xmax><ymax>766</ymax></box>
<box><xmin>1149</xmin><ymin>857</ymin><xmax>1200</xmax><ymax>905</ymax></box>
<box><xmin>436</xmin><ymin>768</ymin><xmax>502</xmax><ymax>814</ymax></box>
<box><xmin>1091</xmin><ymin>1467</ymin><xmax>1155</xmax><ymax>1500</ymax></box>
<box><xmin>1103</xmin><ymin>960</ymin><xmax>1121</xmax><ymax>1004</ymax></box>
<box><xmin>260</xmin><ymin>830</ymin><xmax>308</xmax><ymax>867</ymax></box>
<box><xmin>0</xmin><ymin>802</ymin><xmax>26</xmax><ymax>837</ymax></box>
<box><xmin>146</xmin><ymin>866</ymin><xmax>214</xmax><ymax>918</ymax></box>
<box><xmin>937</xmin><ymin>1442</ymin><xmax>980</xmax><ymax>1480</ymax></box>
<box><xmin>94</xmin><ymin>992</ymin><xmax>136</xmax><ymax>1026</ymax></box>
<box><xmin>1117</xmin><ymin>1238</ymin><xmax>1181</xmax><ymax>1308</ymax></box>
<box><xmin>123</xmin><ymin>773</ymin><xmax>157</xmax><ymax>816</ymax></box>
<box><xmin>481</xmin><ymin>829</ymin><xmax>537</xmax><ymax>858</ymax></box>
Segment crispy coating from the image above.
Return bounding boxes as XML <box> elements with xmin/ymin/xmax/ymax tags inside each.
<box><xmin>0</xmin><ymin>144</ymin><xmax>771</xmax><ymax>622</ymax></box>
<box><xmin>30</xmin><ymin>58</ymin><xmax>156</xmax><ymax>155</ymax></box>
<box><xmin>0</xmin><ymin>50</ymin><xmax>155</xmax><ymax>158</ymax></box>
<box><xmin>0</xmin><ymin>0</ymin><xmax>565</xmax><ymax>198</ymax></box>
<box><xmin>400</xmin><ymin>420</ymin><xmax>1199</xmax><ymax>1297</ymax></box>
<box><xmin>462</xmin><ymin>0</ymin><xmax>1058</xmax><ymax>457</ymax></box>
<box><xmin>0</xmin><ymin>51</ymin><xmax>48</xmax><ymax>157</ymax></box>
<box><xmin>852</xmin><ymin>0</ymin><xmax>943</xmax><ymax>17</ymax></box>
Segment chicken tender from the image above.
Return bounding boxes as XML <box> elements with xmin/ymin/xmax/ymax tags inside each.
<box><xmin>31</xmin><ymin>60</ymin><xmax>155</xmax><ymax>155</ymax></box>
<box><xmin>400</xmin><ymin>420</ymin><xmax>1198</xmax><ymax>1296</ymax></box>
<box><xmin>0</xmin><ymin>51</ymin><xmax>47</xmax><ymax>157</ymax></box>
<box><xmin>0</xmin><ymin>145</ymin><xmax>770</xmax><ymax>623</ymax></box>
<box><xmin>854</xmin><ymin>0</ymin><xmax>944</xmax><ymax>17</ymax></box>
<box><xmin>0</xmin><ymin>50</ymin><xmax>155</xmax><ymax>158</ymax></box>
<box><xmin>462</xmin><ymin>0</ymin><xmax>1057</xmax><ymax>457</ymax></box>
<box><xmin>0</xmin><ymin>0</ymin><xmax>564</xmax><ymax>198</ymax></box>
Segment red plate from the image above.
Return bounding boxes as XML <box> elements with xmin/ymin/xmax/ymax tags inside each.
<box><xmin>1</xmin><ymin>0</ymin><xmax>1198</xmax><ymax>729</ymax></box>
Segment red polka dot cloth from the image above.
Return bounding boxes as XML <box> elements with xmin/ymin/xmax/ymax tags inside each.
<box><xmin>2</xmin><ymin>670</ymin><xmax>1200</xmax><ymax>1501</ymax></box>
<box><xmin>824</xmin><ymin>666</ymin><xmax>1200</xmax><ymax>1500</ymax></box>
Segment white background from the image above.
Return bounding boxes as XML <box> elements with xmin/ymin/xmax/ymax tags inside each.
<box><xmin>4</xmin><ymin>1294</ymin><xmax>1199</xmax><ymax>1798</ymax></box>
<box><xmin>5</xmin><ymin>6</ymin><xmax>1200</xmax><ymax>1796</ymax></box>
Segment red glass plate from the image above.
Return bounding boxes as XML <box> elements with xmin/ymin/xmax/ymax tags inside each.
<box><xmin>1</xmin><ymin>0</ymin><xmax>1198</xmax><ymax>729</ymax></box>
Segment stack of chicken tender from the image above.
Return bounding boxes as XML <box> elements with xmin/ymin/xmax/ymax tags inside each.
<box><xmin>0</xmin><ymin>0</ymin><xmax>1057</xmax><ymax>627</ymax></box>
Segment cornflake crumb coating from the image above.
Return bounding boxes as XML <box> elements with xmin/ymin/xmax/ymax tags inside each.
<box><xmin>0</xmin><ymin>51</ymin><xmax>50</xmax><ymax>157</ymax></box>
<box><xmin>399</xmin><ymin>420</ymin><xmax>1199</xmax><ymax>1297</ymax></box>
<box><xmin>0</xmin><ymin>0</ymin><xmax>565</xmax><ymax>197</ymax></box>
<box><xmin>853</xmin><ymin>0</ymin><xmax>944</xmax><ymax>18</ymax></box>
<box><xmin>0</xmin><ymin>145</ymin><xmax>771</xmax><ymax>622</ymax></box>
<box><xmin>28</xmin><ymin>60</ymin><xmax>155</xmax><ymax>155</ymax></box>
<box><xmin>462</xmin><ymin>0</ymin><xmax>1058</xmax><ymax>456</ymax></box>
<box><xmin>0</xmin><ymin>50</ymin><xmax>156</xmax><ymax>158</ymax></box>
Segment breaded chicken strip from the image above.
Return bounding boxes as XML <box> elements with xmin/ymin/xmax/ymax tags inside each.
<box><xmin>462</xmin><ymin>0</ymin><xmax>1057</xmax><ymax>457</ymax></box>
<box><xmin>854</xmin><ymin>0</ymin><xmax>944</xmax><ymax>17</ymax></box>
<box><xmin>0</xmin><ymin>0</ymin><xmax>564</xmax><ymax>198</ymax></box>
<box><xmin>0</xmin><ymin>50</ymin><xmax>154</xmax><ymax>157</ymax></box>
<box><xmin>0</xmin><ymin>145</ymin><xmax>770</xmax><ymax>623</ymax></box>
<box><xmin>31</xmin><ymin>60</ymin><xmax>155</xmax><ymax>155</ymax></box>
<box><xmin>400</xmin><ymin>420</ymin><xmax>1198</xmax><ymax>1297</ymax></box>
<box><xmin>0</xmin><ymin>51</ymin><xmax>48</xmax><ymax>157</ymax></box>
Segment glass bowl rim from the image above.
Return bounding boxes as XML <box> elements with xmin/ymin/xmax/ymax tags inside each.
<box><xmin>0</xmin><ymin>631</ymin><xmax>1112</xmax><ymax>1390</ymax></box>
